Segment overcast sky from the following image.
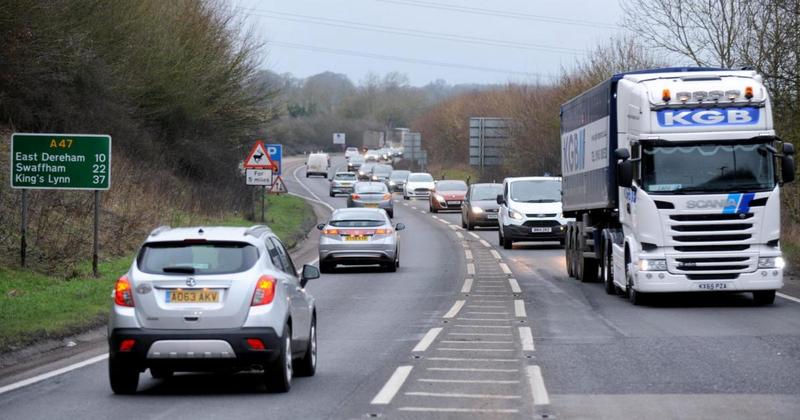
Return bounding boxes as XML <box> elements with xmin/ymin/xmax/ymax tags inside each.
<box><xmin>232</xmin><ymin>0</ymin><xmax>625</xmax><ymax>86</ymax></box>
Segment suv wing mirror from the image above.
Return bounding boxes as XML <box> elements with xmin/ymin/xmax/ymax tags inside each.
<box><xmin>300</xmin><ymin>264</ymin><xmax>320</xmax><ymax>287</ymax></box>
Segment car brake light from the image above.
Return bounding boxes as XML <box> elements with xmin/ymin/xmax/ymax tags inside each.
<box><xmin>323</xmin><ymin>228</ymin><xmax>340</xmax><ymax>236</ymax></box>
<box><xmin>114</xmin><ymin>275</ymin><xmax>134</xmax><ymax>307</ymax></box>
<box><xmin>383</xmin><ymin>193</ymin><xmax>391</xmax><ymax>200</ymax></box>
<box><xmin>374</xmin><ymin>228</ymin><xmax>393</xmax><ymax>236</ymax></box>
<box><xmin>119</xmin><ymin>339</ymin><xmax>136</xmax><ymax>352</ymax></box>
<box><xmin>246</xmin><ymin>338</ymin><xmax>266</xmax><ymax>350</ymax></box>
<box><xmin>352</xmin><ymin>193</ymin><xmax>361</xmax><ymax>200</ymax></box>
<box><xmin>251</xmin><ymin>275</ymin><xmax>276</xmax><ymax>306</ymax></box>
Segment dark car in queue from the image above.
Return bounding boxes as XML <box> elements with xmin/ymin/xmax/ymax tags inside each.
<box><xmin>347</xmin><ymin>182</ymin><xmax>394</xmax><ymax>218</ymax></box>
<box><xmin>369</xmin><ymin>164</ymin><xmax>393</xmax><ymax>184</ymax></box>
<box><xmin>388</xmin><ymin>170</ymin><xmax>410</xmax><ymax>192</ymax></box>
<box><xmin>461</xmin><ymin>183</ymin><xmax>503</xmax><ymax>230</ymax></box>
<box><xmin>429</xmin><ymin>180</ymin><xmax>468</xmax><ymax>213</ymax></box>
<box><xmin>347</xmin><ymin>156</ymin><xmax>365</xmax><ymax>172</ymax></box>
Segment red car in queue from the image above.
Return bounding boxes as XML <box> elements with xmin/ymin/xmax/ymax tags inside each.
<box><xmin>429</xmin><ymin>180</ymin><xmax>468</xmax><ymax>213</ymax></box>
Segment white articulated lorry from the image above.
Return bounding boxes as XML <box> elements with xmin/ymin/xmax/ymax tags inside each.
<box><xmin>560</xmin><ymin>67</ymin><xmax>796</xmax><ymax>305</ymax></box>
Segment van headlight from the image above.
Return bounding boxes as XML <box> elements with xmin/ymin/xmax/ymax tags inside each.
<box><xmin>471</xmin><ymin>206</ymin><xmax>484</xmax><ymax>214</ymax></box>
<box><xmin>639</xmin><ymin>259</ymin><xmax>667</xmax><ymax>271</ymax></box>
<box><xmin>508</xmin><ymin>208</ymin><xmax>524</xmax><ymax>220</ymax></box>
<box><xmin>758</xmin><ymin>257</ymin><xmax>785</xmax><ymax>269</ymax></box>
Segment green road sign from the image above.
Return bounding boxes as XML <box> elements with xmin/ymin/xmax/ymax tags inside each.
<box><xmin>10</xmin><ymin>133</ymin><xmax>111</xmax><ymax>190</ymax></box>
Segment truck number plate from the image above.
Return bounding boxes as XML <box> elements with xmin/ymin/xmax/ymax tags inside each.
<box><xmin>694</xmin><ymin>282</ymin><xmax>731</xmax><ymax>291</ymax></box>
<box><xmin>531</xmin><ymin>227</ymin><xmax>551</xmax><ymax>233</ymax></box>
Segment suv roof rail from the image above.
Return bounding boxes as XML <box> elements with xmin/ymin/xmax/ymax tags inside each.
<box><xmin>149</xmin><ymin>225</ymin><xmax>171</xmax><ymax>236</ymax></box>
<box><xmin>244</xmin><ymin>225</ymin><xmax>271</xmax><ymax>237</ymax></box>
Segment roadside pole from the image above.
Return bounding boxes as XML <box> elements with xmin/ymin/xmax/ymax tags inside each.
<box><xmin>261</xmin><ymin>185</ymin><xmax>266</xmax><ymax>223</ymax></box>
<box><xmin>93</xmin><ymin>190</ymin><xmax>99</xmax><ymax>277</ymax></box>
<box><xmin>20</xmin><ymin>189</ymin><xmax>27</xmax><ymax>268</ymax></box>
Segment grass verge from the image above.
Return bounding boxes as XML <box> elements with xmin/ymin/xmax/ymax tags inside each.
<box><xmin>0</xmin><ymin>194</ymin><xmax>315</xmax><ymax>353</ymax></box>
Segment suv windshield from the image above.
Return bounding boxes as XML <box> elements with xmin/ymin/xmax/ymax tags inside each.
<box><xmin>642</xmin><ymin>143</ymin><xmax>775</xmax><ymax>194</ymax></box>
<box><xmin>437</xmin><ymin>181</ymin><xmax>468</xmax><ymax>191</ymax></box>
<box><xmin>510</xmin><ymin>180</ymin><xmax>561</xmax><ymax>202</ymax></box>
<box><xmin>471</xmin><ymin>184</ymin><xmax>503</xmax><ymax>201</ymax></box>
<box><xmin>409</xmin><ymin>173</ymin><xmax>434</xmax><ymax>182</ymax></box>
<box><xmin>138</xmin><ymin>241</ymin><xmax>259</xmax><ymax>275</ymax></box>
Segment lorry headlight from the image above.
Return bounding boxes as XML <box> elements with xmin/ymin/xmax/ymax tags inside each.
<box><xmin>508</xmin><ymin>209</ymin><xmax>524</xmax><ymax>220</ymax></box>
<box><xmin>639</xmin><ymin>259</ymin><xmax>667</xmax><ymax>271</ymax></box>
<box><xmin>758</xmin><ymin>257</ymin><xmax>785</xmax><ymax>269</ymax></box>
<box><xmin>472</xmin><ymin>206</ymin><xmax>484</xmax><ymax>214</ymax></box>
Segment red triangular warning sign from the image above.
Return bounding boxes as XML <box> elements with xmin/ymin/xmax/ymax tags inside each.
<box><xmin>269</xmin><ymin>176</ymin><xmax>288</xmax><ymax>194</ymax></box>
<box><xmin>244</xmin><ymin>140</ymin><xmax>276</xmax><ymax>169</ymax></box>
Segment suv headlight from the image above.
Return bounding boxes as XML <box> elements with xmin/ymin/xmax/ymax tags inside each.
<box><xmin>758</xmin><ymin>257</ymin><xmax>785</xmax><ymax>269</ymax></box>
<box><xmin>508</xmin><ymin>208</ymin><xmax>523</xmax><ymax>220</ymax></box>
<box><xmin>639</xmin><ymin>259</ymin><xmax>667</xmax><ymax>271</ymax></box>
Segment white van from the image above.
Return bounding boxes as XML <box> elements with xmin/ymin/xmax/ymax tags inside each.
<box><xmin>306</xmin><ymin>153</ymin><xmax>330</xmax><ymax>178</ymax></box>
<box><xmin>496</xmin><ymin>176</ymin><xmax>570</xmax><ymax>249</ymax></box>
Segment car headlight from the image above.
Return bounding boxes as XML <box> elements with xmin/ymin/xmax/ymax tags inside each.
<box><xmin>758</xmin><ymin>256</ymin><xmax>785</xmax><ymax>269</ymax></box>
<box><xmin>639</xmin><ymin>259</ymin><xmax>667</xmax><ymax>271</ymax></box>
<box><xmin>389</xmin><ymin>181</ymin><xmax>396</xmax><ymax>185</ymax></box>
<box><xmin>471</xmin><ymin>206</ymin><xmax>484</xmax><ymax>214</ymax></box>
<box><xmin>508</xmin><ymin>208</ymin><xmax>523</xmax><ymax>220</ymax></box>
<box><xmin>434</xmin><ymin>194</ymin><xmax>445</xmax><ymax>202</ymax></box>
<box><xmin>372</xmin><ymin>175</ymin><xmax>379</xmax><ymax>181</ymax></box>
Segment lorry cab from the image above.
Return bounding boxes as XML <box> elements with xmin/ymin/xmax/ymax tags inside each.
<box><xmin>496</xmin><ymin>177</ymin><xmax>569</xmax><ymax>249</ymax></box>
<box><xmin>560</xmin><ymin>68</ymin><xmax>795</xmax><ymax>305</ymax></box>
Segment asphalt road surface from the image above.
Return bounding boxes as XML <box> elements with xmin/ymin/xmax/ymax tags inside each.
<box><xmin>1</xmin><ymin>156</ymin><xmax>799</xmax><ymax>419</ymax></box>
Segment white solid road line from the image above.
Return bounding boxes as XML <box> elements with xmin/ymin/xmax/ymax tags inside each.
<box><xmin>443</xmin><ymin>300</ymin><xmax>466</xmax><ymax>318</ymax></box>
<box><xmin>427</xmin><ymin>367</ymin><xmax>519</xmax><ymax>373</ymax></box>
<box><xmin>468</xmin><ymin>232</ymin><xmax>480</xmax><ymax>239</ymax></box>
<box><xmin>456</xmin><ymin>317</ymin><xmax>511</xmax><ymax>321</ymax></box>
<box><xmin>448</xmin><ymin>332</ymin><xmax>511</xmax><ymax>337</ymax></box>
<box><xmin>371</xmin><ymin>366</ymin><xmax>414</xmax><ymax>405</ymax></box>
<box><xmin>526</xmin><ymin>365</ymin><xmax>551</xmax><ymax>405</ymax></box>
<box><xmin>419</xmin><ymin>378</ymin><xmax>519</xmax><ymax>384</ymax></box>
<box><xmin>412</xmin><ymin>328</ymin><xmax>443</xmax><ymax>352</ymax></box>
<box><xmin>499</xmin><ymin>263</ymin><xmax>512</xmax><ymax>274</ymax></box>
<box><xmin>399</xmin><ymin>407</ymin><xmax>519</xmax><ymax>414</ymax></box>
<box><xmin>465</xmin><ymin>249</ymin><xmax>473</xmax><ymax>260</ymax></box>
<box><xmin>427</xmin><ymin>357</ymin><xmax>517</xmax><ymax>362</ymax></box>
<box><xmin>461</xmin><ymin>278</ymin><xmax>473</xmax><ymax>293</ymax></box>
<box><xmin>405</xmin><ymin>391</ymin><xmax>521</xmax><ymax>399</ymax></box>
<box><xmin>777</xmin><ymin>292</ymin><xmax>800</xmax><ymax>304</ymax></box>
<box><xmin>480</xmin><ymin>239</ymin><xmax>491</xmax><ymax>248</ymax></box>
<box><xmin>466</xmin><ymin>311</ymin><xmax>510</xmax><ymax>315</ymax></box>
<box><xmin>467</xmin><ymin>263</ymin><xmax>475</xmax><ymax>275</ymax></box>
<box><xmin>292</xmin><ymin>165</ymin><xmax>335</xmax><ymax>211</ymax></box>
<box><xmin>514</xmin><ymin>299</ymin><xmax>527</xmax><ymax>317</ymax></box>
<box><xmin>0</xmin><ymin>353</ymin><xmax>109</xmax><ymax>395</ymax></box>
<box><xmin>519</xmin><ymin>326</ymin><xmax>535</xmax><ymax>351</ymax></box>
<box><xmin>432</xmin><ymin>215</ymin><xmax>440</xmax><ymax>220</ymax></box>
<box><xmin>509</xmin><ymin>278</ymin><xmax>522</xmax><ymax>293</ymax></box>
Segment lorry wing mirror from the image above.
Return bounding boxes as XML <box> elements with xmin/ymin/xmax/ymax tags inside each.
<box><xmin>618</xmin><ymin>160</ymin><xmax>633</xmax><ymax>188</ymax></box>
<box><xmin>781</xmin><ymin>155</ymin><xmax>795</xmax><ymax>184</ymax></box>
<box><xmin>783</xmin><ymin>143</ymin><xmax>795</xmax><ymax>156</ymax></box>
<box><xmin>614</xmin><ymin>148</ymin><xmax>630</xmax><ymax>161</ymax></box>
<box><xmin>496</xmin><ymin>194</ymin><xmax>505</xmax><ymax>205</ymax></box>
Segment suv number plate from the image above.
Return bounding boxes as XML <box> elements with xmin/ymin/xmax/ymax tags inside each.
<box><xmin>167</xmin><ymin>290</ymin><xmax>220</xmax><ymax>303</ymax></box>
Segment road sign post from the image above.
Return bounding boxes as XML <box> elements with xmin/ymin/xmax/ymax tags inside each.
<box><xmin>10</xmin><ymin>133</ymin><xmax>112</xmax><ymax>275</ymax></box>
<box><xmin>244</xmin><ymin>141</ymin><xmax>281</xmax><ymax>223</ymax></box>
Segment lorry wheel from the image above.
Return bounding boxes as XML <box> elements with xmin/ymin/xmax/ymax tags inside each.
<box><xmin>626</xmin><ymin>257</ymin><xmax>645</xmax><ymax>305</ymax></box>
<box><xmin>752</xmin><ymin>290</ymin><xmax>776</xmax><ymax>305</ymax></box>
<box><xmin>565</xmin><ymin>225</ymin><xmax>574</xmax><ymax>278</ymax></box>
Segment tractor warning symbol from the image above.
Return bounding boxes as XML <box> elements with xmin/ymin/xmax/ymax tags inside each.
<box><xmin>244</xmin><ymin>140</ymin><xmax>276</xmax><ymax>170</ymax></box>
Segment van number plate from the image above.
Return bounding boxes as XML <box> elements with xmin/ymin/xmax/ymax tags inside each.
<box><xmin>693</xmin><ymin>282</ymin><xmax>731</xmax><ymax>291</ymax></box>
<box><xmin>531</xmin><ymin>227</ymin><xmax>551</xmax><ymax>233</ymax></box>
<box><xmin>167</xmin><ymin>290</ymin><xmax>220</xmax><ymax>303</ymax></box>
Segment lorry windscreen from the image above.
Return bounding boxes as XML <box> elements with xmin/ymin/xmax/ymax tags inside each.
<box><xmin>641</xmin><ymin>143</ymin><xmax>775</xmax><ymax>194</ymax></box>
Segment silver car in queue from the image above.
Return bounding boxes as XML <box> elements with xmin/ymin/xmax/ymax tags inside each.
<box><xmin>107</xmin><ymin>225</ymin><xmax>319</xmax><ymax>394</ymax></box>
<box><xmin>347</xmin><ymin>181</ymin><xmax>394</xmax><ymax>218</ymax></box>
<box><xmin>329</xmin><ymin>171</ymin><xmax>357</xmax><ymax>197</ymax></box>
<box><xmin>317</xmin><ymin>208</ymin><xmax>405</xmax><ymax>273</ymax></box>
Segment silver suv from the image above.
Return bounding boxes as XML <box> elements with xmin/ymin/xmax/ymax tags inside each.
<box><xmin>108</xmin><ymin>225</ymin><xmax>319</xmax><ymax>394</ymax></box>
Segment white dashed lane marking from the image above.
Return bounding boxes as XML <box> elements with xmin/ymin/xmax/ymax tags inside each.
<box><xmin>443</xmin><ymin>300</ymin><xmax>466</xmax><ymax>318</ymax></box>
<box><xmin>490</xmin><ymin>250</ymin><xmax>502</xmax><ymax>259</ymax></box>
<box><xmin>371</xmin><ymin>366</ymin><xmax>414</xmax><ymax>405</ymax></box>
<box><xmin>514</xmin><ymin>300</ymin><xmax>527</xmax><ymax>317</ymax></box>
<box><xmin>405</xmin><ymin>392</ymin><xmax>521</xmax><ymax>400</ymax></box>
<box><xmin>461</xmin><ymin>278</ymin><xmax>473</xmax><ymax>293</ymax></box>
<box><xmin>526</xmin><ymin>366</ymin><xmax>550</xmax><ymax>405</ymax></box>
<box><xmin>509</xmin><ymin>278</ymin><xmax>522</xmax><ymax>293</ymax></box>
<box><xmin>412</xmin><ymin>328</ymin><xmax>443</xmax><ymax>352</ymax></box>
<box><xmin>499</xmin><ymin>263</ymin><xmax>512</xmax><ymax>274</ymax></box>
<box><xmin>519</xmin><ymin>326</ymin><xmax>535</xmax><ymax>351</ymax></box>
